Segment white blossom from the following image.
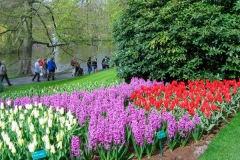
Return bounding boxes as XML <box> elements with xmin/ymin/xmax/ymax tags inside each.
<box><xmin>57</xmin><ymin>141</ymin><xmax>62</xmax><ymax>149</ymax></box>
<box><xmin>28</xmin><ymin>143</ymin><xmax>35</xmax><ymax>152</ymax></box>
<box><xmin>29</xmin><ymin>123</ymin><xmax>35</xmax><ymax>132</ymax></box>
<box><xmin>50</xmin><ymin>145</ymin><xmax>56</xmax><ymax>154</ymax></box>
<box><xmin>0</xmin><ymin>102</ymin><xmax>4</xmax><ymax>109</ymax></box>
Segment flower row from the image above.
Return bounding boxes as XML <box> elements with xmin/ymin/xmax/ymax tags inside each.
<box><xmin>0</xmin><ymin>78</ymin><xmax>239</xmax><ymax>160</ymax></box>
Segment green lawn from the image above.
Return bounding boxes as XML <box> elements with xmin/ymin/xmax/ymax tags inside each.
<box><xmin>200</xmin><ymin>112</ymin><xmax>240</xmax><ymax>160</ymax></box>
<box><xmin>3</xmin><ymin>68</ymin><xmax>120</xmax><ymax>94</ymax></box>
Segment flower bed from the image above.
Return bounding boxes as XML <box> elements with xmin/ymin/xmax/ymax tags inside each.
<box><xmin>0</xmin><ymin>78</ymin><xmax>240</xmax><ymax>160</ymax></box>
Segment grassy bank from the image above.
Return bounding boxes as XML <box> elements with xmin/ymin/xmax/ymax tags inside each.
<box><xmin>3</xmin><ymin>68</ymin><xmax>120</xmax><ymax>94</ymax></box>
<box><xmin>200</xmin><ymin>112</ymin><xmax>240</xmax><ymax>160</ymax></box>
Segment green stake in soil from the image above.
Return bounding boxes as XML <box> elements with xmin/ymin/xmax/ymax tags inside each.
<box><xmin>158</xmin><ymin>130</ymin><xmax>166</xmax><ymax>156</ymax></box>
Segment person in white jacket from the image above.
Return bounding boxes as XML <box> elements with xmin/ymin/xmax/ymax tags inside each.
<box><xmin>32</xmin><ymin>59</ymin><xmax>41</xmax><ymax>82</ymax></box>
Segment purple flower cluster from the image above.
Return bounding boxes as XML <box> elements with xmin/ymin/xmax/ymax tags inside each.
<box><xmin>193</xmin><ymin>114</ymin><xmax>201</xmax><ymax>126</ymax></box>
<box><xmin>145</xmin><ymin>110</ymin><xmax>162</xmax><ymax>144</ymax></box>
<box><xmin>162</xmin><ymin>112</ymin><xmax>177</xmax><ymax>141</ymax></box>
<box><xmin>177</xmin><ymin>114</ymin><xmax>194</xmax><ymax>137</ymax></box>
<box><xmin>71</xmin><ymin>136</ymin><xmax>81</xmax><ymax>157</ymax></box>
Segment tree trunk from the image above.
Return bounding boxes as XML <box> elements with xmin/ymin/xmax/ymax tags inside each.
<box><xmin>18</xmin><ymin>0</ymin><xmax>33</xmax><ymax>75</ymax></box>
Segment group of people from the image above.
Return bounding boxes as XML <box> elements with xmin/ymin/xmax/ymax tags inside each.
<box><xmin>0</xmin><ymin>61</ymin><xmax>12</xmax><ymax>88</ymax></box>
<box><xmin>32</xmin><ymin>57</ymin><xmax>57</xmax><ymax>82</ymax></box>
<box><xmin>102</xmin><ymin>56</ymin><xmax>110</xmax><ymax>69</ymax></box>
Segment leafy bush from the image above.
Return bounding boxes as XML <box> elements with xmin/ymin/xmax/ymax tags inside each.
<box><xmin>112</xmin><ymin>0</ymin><xmax>240</xmax><ymax>82</ymax></box>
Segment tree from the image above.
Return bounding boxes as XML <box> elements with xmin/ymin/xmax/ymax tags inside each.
<box><xmin>0</xmin><ymin>0</ymin><xmax>118</xmax><ymax>75</ymax></box>
<box><xmin>0</xmin><ymin>0</ymin><xmax>80</xmax><ymax>74</ymax></box>
<box><xmin>112</xmin><ymin>0</ymin><xmax>240</xmax><ymax>82</ymax></box>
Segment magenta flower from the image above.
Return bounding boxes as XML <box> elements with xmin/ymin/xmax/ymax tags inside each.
<box><xmin>71</xmin><ymin>136</ymin><xmax>81</xmax><ymax>157</ymax></box>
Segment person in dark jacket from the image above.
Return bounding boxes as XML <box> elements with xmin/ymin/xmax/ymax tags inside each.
<box><xmin>92</xmin><ymin>58</ymin><xmax>97</xmax><ymax>73</ymax></box>
<box><xmin>0</xmin><ymin>61</ymin><xmax>12</xmax><ymax>86</ymax></box>
<box><xmin>87</xmin><ymin>57</ymin><xmax>92</xmax><ymax>74</ymax></box>
<box><xmin>42</xmin><ymin>59</ymin><xmax>48</xmax><ymax>78</ymax></box>
<box><xmin>47</xmin><ymin>57</ymin><xmax>57</xmax><ymax>81</ymax></box>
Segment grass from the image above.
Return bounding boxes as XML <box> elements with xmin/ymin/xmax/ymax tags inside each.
<box><xmin>8</xmin><ymin>74</ymin><xmax>26</xmax><ymax>79</ymax></box>
<box><xmin>200</xmin><ymin>112</ymin><xmax>240</xmax><ymax>160</ymax></box>
<box><xmin>3</xmin><ymin>68</ymin><xmax>120</xmax><ymax>94</ymax></box>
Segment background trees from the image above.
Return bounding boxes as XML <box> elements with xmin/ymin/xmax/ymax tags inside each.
<box><xmin>112</xmin><ymin>0</ymin><xmax>240</xmax><ymax>82</ymax></box>
<box><xmin>0</xmin><ymin>0</ymin><xmax>123</xmax><ymax>75</ymax></box>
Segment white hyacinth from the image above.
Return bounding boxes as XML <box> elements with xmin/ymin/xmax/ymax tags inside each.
<box><xmin>46</xmin><ymin>127</ymin><xmax>50</xmax><ymax>135</ymax></box>
<box><xmin>13</xmin><ymin>108</ymin><xmax>18</xmax><ymax>114</ymax></box>
<box><xmin>48</xmin><ymin>119</ymin><xmax>52</xmax><ymax>128</ymax></box>
<box><xmin>19</xmin><ymin>113</ymin><xmax>25</xmax><ymax>120</ymax></box>
<box><xmin>9</xmin><ymin>116</ymin><xmax>13</xmax><ymax>123</ymax></box>
<box><xmin>0</xmin><ymin>114</ymin><xmax>4</xmax><ymax>119</ymax></box>
<box><xmin>0</xmin><ymin>102</ymin><xmax>4</xmax><ymax>109</ymax></box>
<box><xmin>49</xmin><ymin>114</ymin><xmax>53</xmax><ymax>120</ymax></box>
<box><xmin>29</xmin><ymin>123</ymin><xmax>35</xmax><ymax>132</ymax></box>
<box><xmin>11</xmin><ymin>121</ymin><xmax>18</xmax><ymax>132</ymax></box>
<box><xmin>1</xmin><ymin>122</ymin><xmax>5</xmax><ymax>129</ymax></box>
<box><xmin>39</xmin><ymin>118</ymin><xmax>45</xmax><ymax>125</ymax></box>
<box><xmin>28</xmin><ymin>143</ymin><xmax>35</xmax><ymax>152</ymax></box>
<box><xmin>45</xmin><ymin>141</ymin><xmax>51</xmax><ymax>150</ymax></box>
<box><xmin>38</xmin><ymin>103</ymin><xmax>43</xmax><ymax>108</ymax></box>
<box><xmin>33</xmin><ymin>109</ymin><xmax>39</xmax><ymax>118</ymax></box>
<box><xmin>59</xmin><ymin>108</ymin><xmax>64</xmax><ymax>115</ymax></box>
<box><xmin>57</xmin><ymin>141</ymin><xmax>63</xmax><ymax>149</ymax></box>
<box><xmin>48</xmin><ymin>107</ymin><xmax>53</xmax><ymax>114</ymax></box>
<box><xmin>50</xmin><ymin>145</ymin><xmax>56</xmax><ymax>154</ymax></box>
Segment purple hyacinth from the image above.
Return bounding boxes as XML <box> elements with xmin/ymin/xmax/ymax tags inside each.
<box><xmin>177</xmin><ymin>114</ymin><xmax>194</xmax><ymax>138</ymax></box>
<box><xmin>71</xmin><ymin>136</ymin><xmax>81</xmax><ymax>157</ymax></box>
<box><xmin>145</xmin><ymin>110</ymin><xmax>162</xmax><ymax>144</ymax></box>
<box><xmin>192</xmin><ymin>114</ymin><xmax>201</xmax><ymax>126</ymax></box>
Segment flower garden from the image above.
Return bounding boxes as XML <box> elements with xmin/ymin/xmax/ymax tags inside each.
<box><xmin>0</xmin><ymin>78</ymin><xmax>240</xmax><ymax>160</ymax></box>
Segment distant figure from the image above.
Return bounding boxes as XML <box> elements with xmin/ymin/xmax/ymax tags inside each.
<box><xmin>32</xmin><ymin>59</ymin><xmax>41</xmax><ymax>82</ymax></box>
<box><xmin>47</xmin><ymin>57</ymin><xmax>57</xmax><ymax>81</ymax></box>
<box><xmin>39</xmin><ymin>59</ymin><xmax>43</xmax><ymax>76</ymax></box>
<box><xmin>87</xmin><ymin>57</ymin><xmax>92</xmax><ymax>74</ymax></box>
<box><xmin>42</xmin><ymin>59</ymin><xmax>48</xmax><ymax>78</ymax></box>
<box><xmin>0</xmin><ymin>61</ymin><xmax>12</xmax><ymax>86</ymax></box>
<box><xmin>105</xmin><ymin>56</ymin><xmax>110</xmax><ymax>69</ymax></box>
<box><xmin>102</xmin><ymin>58</ymin><xmax>106</xmax><ymax>69</ymax></box>
<box><xmin>71</xmin><ymin>58</ymin><xmax>77</xmax><ymax>76</ymax></box>
<box><xmin>74</xmin><ymin>62</ymin><xmax>83</xmax><ymax>76</ymax></box>
<box><xmin>92</xmin><ymin>58</ymin><xmax>98</xmax><ymax>73</ymax></box>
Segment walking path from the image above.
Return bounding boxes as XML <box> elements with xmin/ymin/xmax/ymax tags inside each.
<box><xmin>2</xmin><ymin>72</ymin><xmax>72</xmax><ymax>87</ymax></box>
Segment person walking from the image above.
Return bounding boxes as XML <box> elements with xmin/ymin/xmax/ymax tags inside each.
<box><xmin>92</xmin><ymin>58</ymin><xmax>98</xmax><ymax>73</ymax></box>
<box><xmin>42</xmin><ymin>59</ymin><xmax>48</xmax><ymax>78</ymax></box>
<box><xmin>47</xmin><ymin>57</ymin><xmax>57</xmax><ymax>81</ymax></box>
<box><xmin>87</xmin><ymin>57</ymin><xmax>92</xmax><ymax>74</ymax></box>
<box><xmin>32</xmin><ymin>59</ymin><xmax>41</xmax><ymax>82</ymax></box>
<box><xmin>0</xmin><ymin>61</ymin><xmax>12</xmax><ymax>86</ymax></box>
<box><xmin>71</xmin><ymin>58</ymin><xmax>77</xmax><ymax>76</ymax></box>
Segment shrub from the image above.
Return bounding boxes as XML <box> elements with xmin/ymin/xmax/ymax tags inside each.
<box><xmin>112</xmin><ymin>0</ymin><xmax>240</xmax><ymax>82</ymax></box>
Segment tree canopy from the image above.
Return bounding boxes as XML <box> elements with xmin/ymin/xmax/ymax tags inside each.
<box><xmin>112</xmin><ymin>0</ymin><xmax>240</xmax><ymax>82</ymax></box>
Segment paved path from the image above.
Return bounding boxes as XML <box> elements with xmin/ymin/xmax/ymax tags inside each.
<box><xmin>2</xmin><ymin>72</ymin><xmax>73</xmax><ymax>87</ymax></box>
